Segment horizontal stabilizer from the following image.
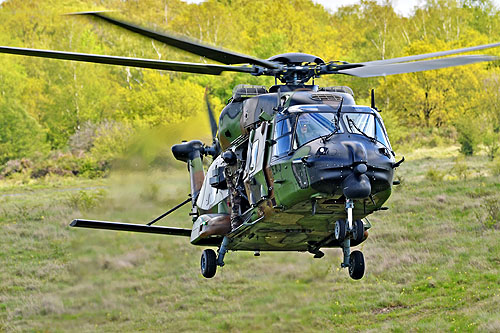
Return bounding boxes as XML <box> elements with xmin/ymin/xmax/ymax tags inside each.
<box><xmin>70</xmin><ymin>219</ymin><xmax>191</xmax><ymax>237</ymax></box>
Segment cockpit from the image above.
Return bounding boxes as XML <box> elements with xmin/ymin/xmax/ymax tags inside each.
<box><xmin>272</xmin><ymin>105</ymin><xmax>391</xmax><ymax>158</ymax></box>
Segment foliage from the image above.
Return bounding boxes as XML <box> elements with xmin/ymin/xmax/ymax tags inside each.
<box><xmin>455</xmin><ymin>114</ymin><xmax>482</xmax><ymax>156</ymax></box>
<box><xmin>476</xmin><ymin>197</ymin><xmax>500</xmax><ymax>229</ymax></box>
<box><xmin>1</xmin><ymin>0</ymin><xmax>500</xmax><ymax>172</ymax></box>
<box><xmin>490</xmin><ymin>158</ymin><xmax>500</xmax><ymax>176</ymax></box>
<box><xmin>67</xmin><ymin>189</ymin><xmax>107</xmax><ymax>211</ymax></box>
<box><xmin>451</xmin><ymin>155</ymin><xmax>470</xmax><ymax>179</ymax></box>
<box><xmin>425</xmin><ymin>166</ymin><xmax>445</xmax><ymax>181</ymax></box>
<box><xmin>482</xmin><ymin>125</ymin><xmax>500</xmax><ymax>160</ymax></box>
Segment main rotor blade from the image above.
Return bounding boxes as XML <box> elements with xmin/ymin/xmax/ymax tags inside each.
<box><xmin>360</xmin><ymin>41</ymin><xmax>500</xmax><ymax>66</ymax></box>
<box><xmin>69</xmin><ymin>11</ymin><xmax>279</xmax><ymax>69</ymax></box>
<box><xmin>0</xmin><ymin>46</ymin><xmax>255</xmax><ymax>75</ymax></box>
<box><xmin>338</xmin><ymin>55</ymin><xmax>498</xmax><ymax>77</ymax></box>
<box><xmin>71</xmin><ymin>219</ymin><xmax>192</xmax><ymax>237</ymax></box>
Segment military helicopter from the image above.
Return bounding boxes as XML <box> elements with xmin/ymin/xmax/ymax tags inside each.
<box><xmin>2</xmin><ymin>12</ymin><xmax>499</xmax><ymax>280</ymax></box>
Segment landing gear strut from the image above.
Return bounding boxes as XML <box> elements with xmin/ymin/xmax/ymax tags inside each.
<box><xmin>339</xmin><ymin>199</ymin><xmax>365</xmax><ymax>280</ymax></box>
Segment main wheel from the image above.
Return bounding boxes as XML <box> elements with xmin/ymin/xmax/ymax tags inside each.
<box><xmin>201</xmin><ymin>249</ymin><xmax>217</xmax><ymax>278</ymax></box>
<box><xmin>335</xmin><ymin>219</ymin><xmax>346</xmax><ymax>242</ymax></box>
<box><xmin>349</xmin><ymin>250</ymin><xmax>365</xmax><ymax>280</ymax></box>
<box><xmin>352</xmin><ymin>219</ymin><xmax>364</xmax><ymax>243</ymax></box>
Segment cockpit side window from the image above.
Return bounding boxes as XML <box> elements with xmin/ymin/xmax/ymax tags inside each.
<box><xmin>272</xmin><ymin>117</ymin><xmax>293</xmax><ymax>157</ymax></box>
<box><xmin>343</xmin><ymin>112</ymin><xmax>391</xmax><ymax>149</ymax></box>
<box><xmin>343</xmin><ymin>113</ymin><xmax>375</xmax><ymax>137</ymax></box>
<box><xmin>375</xmin><ymin>118</ymin><xmax>391</xmax><ymax>149</ymax></box>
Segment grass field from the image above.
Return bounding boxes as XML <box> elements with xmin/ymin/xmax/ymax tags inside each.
<box><xmin>1</xmin><ymin>147</ymin><xmax>500</xmax><ymax>332</ymax></box>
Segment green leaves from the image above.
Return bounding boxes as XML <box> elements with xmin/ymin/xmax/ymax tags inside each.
<box><xmin>1</xmin><ymin>0</ymin><xmax>500</xmax><ymax>163</ymax></box>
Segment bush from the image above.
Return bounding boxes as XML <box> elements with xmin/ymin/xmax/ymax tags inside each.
<box><xmin>69</xmin><ymin>120</ymin><xmax>134</xmax><ymax>160</ymax></box>
<box><xmin>29</xmin><ymin>153</ymin><xmax>109</xmax><ymax>179</ymax></box>
<box><xmin>426</xmin><ymin>167</ymin><xmax>444</xmax><ymax>181</ymax></box>
<box><xmin>483</xmin><ymin>129</ymin><xmax>500</xmax><ymax>161</ymax></box>
<box><xmin>491</xmin><ymin>159</ymin><xmax>500</xmax><ymax>177</ymax></box>
<box><xmin>451</xmin><ymin>156</ymin><xmax>469</xmax><ymax>180</ymax></box>
<box><xmin>90</xmin><ymin>120</ymin><xmax>134</xmax><ymax>161</ymax></box>
<box><xmin>68</xmin><ymin>189</ymin><xmax>106</xmax><ymax>211</ymax></box>
<box><xmin>0</xmin><ymin>158</ymin><xmax>33</xmax><ymax>178</ymax></box>
<box><xmin>455</xmin><ymin>117</ymin><xmax>481</xmax><ymax>156</ymax></box>
<box><xmin>475</xmin><ymin>198</ymin><xmax>500</xmax><ymax>230</ymax></box>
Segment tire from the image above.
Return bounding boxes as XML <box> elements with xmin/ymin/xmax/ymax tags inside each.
<box><xmin>349</xmin><ymin>250</ymin><xmax>365</xmax><ymax>280</ymax></box>
<box><xmin>335</xmin><ymin>219</ymin><xmax>346</xmax><ymax>242</ymax></box>
<box><xmin>352</xmin><ymin>219</ymin><xmax>364</xmax><ymax>243</ymax></box>
<box><xmin>201</xmin><ymin>249</ymin><xmax>217</xmax><ymax>278</ymax></box>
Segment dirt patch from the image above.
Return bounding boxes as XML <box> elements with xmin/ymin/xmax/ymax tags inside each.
<box><xmin>373</xmin><ymin>304</ymin><xmax>408</xmax><ymax>315</ymax></box>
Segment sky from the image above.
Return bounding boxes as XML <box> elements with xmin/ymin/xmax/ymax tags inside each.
<box><xmin>313</xmin><ymin>0</ymin><xmax>426</xmax><ymax>16</ymax></box>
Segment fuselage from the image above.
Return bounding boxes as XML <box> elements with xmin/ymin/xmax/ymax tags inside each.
<box><xmin>189</xmin><ymin>85</ymin><xmax>397</xmax><ymax>251</ymax></box>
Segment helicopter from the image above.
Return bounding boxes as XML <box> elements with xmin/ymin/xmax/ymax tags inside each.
<box><xmin>1</xmin><ymin>12</ymin><xmax>499</xmax><ymax>280</ymax></box>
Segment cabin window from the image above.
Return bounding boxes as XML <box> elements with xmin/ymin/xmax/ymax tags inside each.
<box><xmin>295</xmin><ymin>112</ymin><xmax>342</xmax><ymax>146</ymax></box>
<box><xmin>273</xmin><ymin>118</ymin><xmax>293</xmax><ymax>157</ymax></box>
<box><xmin>249</xmin><ymin>140</ymin><xmax>259</xmax><ymax>172</ymax></box>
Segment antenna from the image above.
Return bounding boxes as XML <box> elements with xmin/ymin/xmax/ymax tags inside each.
<box><xmin>371</xmin><ymin>89</ymin><xmax>375</xmax><ymax>109</ymax></box>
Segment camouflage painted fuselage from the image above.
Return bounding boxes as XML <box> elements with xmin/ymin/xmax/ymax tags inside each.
<box><xmin>191</xmin><ymin>86</ymin><xmax>396</xmax><ymax>252</ymax></box>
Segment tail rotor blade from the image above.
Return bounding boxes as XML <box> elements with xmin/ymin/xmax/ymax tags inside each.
<box><xmin>205</xmin><ymin>88</ymin><xmax>218</xmax><ymax>142</ymax></box>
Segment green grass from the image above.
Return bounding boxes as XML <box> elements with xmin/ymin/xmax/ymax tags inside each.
<box><xmin>1</xmin><ymin>148</ymin><xmax>500</xmax><ymax>332</ymax></box>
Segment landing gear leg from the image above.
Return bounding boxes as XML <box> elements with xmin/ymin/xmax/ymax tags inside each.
<box><xmin>217</xmin><ymin>236</ymin><xmax>229</xmax><ymax>267</ymax></box>
<box><xmin>341</xmin><ymin>199</ymin><xmax>365</xmax><ymax>279</ymax></box>
<box><xmin>341</xmin><ymin>199</ymin><xmax>354</xmax><ymax>268</ymax></box>
<box><xmin>341</xmin><ymin>238</ymin><xmax>351</xmax><ymax>268</ymax></box>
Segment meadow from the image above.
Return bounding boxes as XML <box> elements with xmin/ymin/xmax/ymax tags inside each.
<box><xmin>0</xmin><ymin>146</ymin><xmax>499</xmax><ymax>332</ymax></box>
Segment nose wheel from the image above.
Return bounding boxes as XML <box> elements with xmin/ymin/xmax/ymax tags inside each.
<box><xmin>340</xmin><ymin>199</ymin><xmax>366</xmax><ymax>280</ymax></box>
<box><xmin>348</xmin><ymin>250</ymin><xmax>365</xmax><ymax>280</ymax></box>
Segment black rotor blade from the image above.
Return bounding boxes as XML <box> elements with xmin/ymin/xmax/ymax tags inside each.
<box><xmin>338</xmin><ymin>55</ymin><xmax>498</xmax><ymax>77</ymax></box>
<box><xmin>70</xmin><ymin>219</ymin><xmax>192</xmax><ymax>237</ymax></box>
<box><xmin>69</xmin><ymin>11</ymin><xmax>278</xmax><ymax>69</ymax></box>
<box><xmin>204</xmin><ymin>88</ymin><xmax>218</xmax><ymax>141</ymax></box>
<box><xmin>360</xmin><ymin>41</ymin><xmax>500</xmax><ymax>66</ymax></box>
<box><xmin>0</xmin><ymin>46</ymin><xmax>255</xmax><ymax>75</ymax></box>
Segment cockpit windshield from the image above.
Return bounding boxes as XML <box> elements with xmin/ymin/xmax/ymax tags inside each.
<box><xmin>343</xmin><ymin>112</ymin><xmax>391</xmax><ymax>148</ymax></box>
<box><xmin>295</xmin><ymin>112</ymin><xmax>343</xmax><ymax>146</ymax></box>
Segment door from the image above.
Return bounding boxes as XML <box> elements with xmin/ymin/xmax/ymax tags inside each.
<box><xmin>244</xmin><ymin>122</ymin><xmax>270</xmax><ymax>205</ymax></box>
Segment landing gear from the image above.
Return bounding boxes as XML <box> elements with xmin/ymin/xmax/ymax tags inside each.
<box><xmin>334</xmin><ymin>219</ymin><xmax>346</xmax><ymax>242</ymax></box>
<box><xmin>200</xmin><ymin>249</ymin><xmax>217</xmax><ymax>278</ymax></box>
<box><xmin>340</xmin><ymin>199</ymin><xmax>366</xmax><ymax>280</ymax></box>
<box><xmin>200</xmin><ymin>236</ymin><xmax>230</xmax><ymax>279</ymax></box>
<box><xmin>335</xmin><ymin>218</ymin><xmax>363</xmax><ymax>243</ymax></box>
<box><xmin>352</xmin><ymin>219</ymin><xmax>364</xmax><ymax>243</ymax></box>
<box><xmin>349</xmin><ymin>250</ymin><xmax>365</xmax><ymax>280</ymax></box>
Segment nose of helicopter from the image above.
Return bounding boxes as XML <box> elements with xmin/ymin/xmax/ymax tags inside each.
<box><xmin>303</xmin><ymin>137</ymin><xmax>393</xmax><ymax>199</ymax></box>
<box><xmin>341</xmin><ymin>163</ymin><xmax>371</xmax><ymax>199</ymax></box>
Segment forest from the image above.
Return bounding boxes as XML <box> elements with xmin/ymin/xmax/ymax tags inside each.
<box><xmin>0</xmin><ymin>0</ymin><xmax>499</xmax><ymax>175</ymax></box>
